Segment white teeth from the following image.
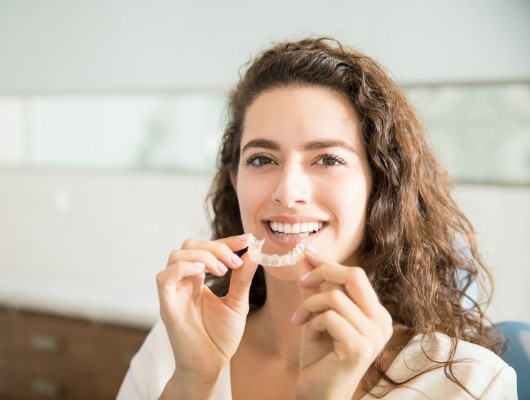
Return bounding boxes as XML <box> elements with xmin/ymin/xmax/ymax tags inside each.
<box><xmin>247</xmin><ymin>235</ymin><xmax>307</xmax><ymax>267</ymax></box>
<box><xmin>269</xmin><ymin>221</ymin><xmax>323</xmax><ymax>235</ymax></box>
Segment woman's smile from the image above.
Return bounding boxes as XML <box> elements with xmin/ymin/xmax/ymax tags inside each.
<box><xmin>262</xmin><ymin>217</ymin><xmax>328</xmax><ymax>247</ymax></box>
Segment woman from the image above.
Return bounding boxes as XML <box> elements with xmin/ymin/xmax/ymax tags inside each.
<box><xmin>118</xmin><ymin>38</ymin><xmax>516</xmax><ymax>399</ymax></box>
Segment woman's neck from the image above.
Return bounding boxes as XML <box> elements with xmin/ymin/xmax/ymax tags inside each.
<box><xmin>246</xmin><ymin>274</ymin><xmax>305</xmax><ymax>366</ymax></box>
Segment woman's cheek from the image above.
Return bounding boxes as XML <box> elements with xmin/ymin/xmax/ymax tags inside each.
<box><xmin>236</xmin><ymin>175</ymin><xmax>262</xmax><ymax>231</ymax></box>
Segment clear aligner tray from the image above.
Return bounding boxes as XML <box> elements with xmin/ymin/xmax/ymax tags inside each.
<box><xmin>247</xmin><ymin>235</ymin><xmax>306</xmax><ymax>267</ymax></box>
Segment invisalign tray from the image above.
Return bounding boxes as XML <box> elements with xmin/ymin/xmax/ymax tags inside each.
<box><xmin>247</xmin><ymin>235</ymin><xmax>306</xmax><ymax>267</ymax></box>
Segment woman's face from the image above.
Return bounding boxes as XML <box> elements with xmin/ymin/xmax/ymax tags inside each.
<box><xmin>233</xmin><ymin>85</ymin><xmax>372</xmax><ymax>277</ymax></box>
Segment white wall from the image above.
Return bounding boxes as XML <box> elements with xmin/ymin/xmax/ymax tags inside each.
<box><xmin>0</xmin><ymin>0</ymin><xmax>529</xmax><ymax>92</ymax></box>
<box><xmin>453</xmin><ymin>185</ymin><xmax>530</xmax><ymax>322</ymax></box>
<box><xmin>0</xmin><ymin>1</ymin><xmax>528</xmax><ymax>323</ymax></box>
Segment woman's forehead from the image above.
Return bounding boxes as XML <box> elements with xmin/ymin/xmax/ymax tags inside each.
<box><xmin>241</xmin><ymin>86</ymin><xmax>362</xmax><ymax>150</ymax></box>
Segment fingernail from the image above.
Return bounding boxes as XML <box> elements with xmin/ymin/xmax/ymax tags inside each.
<box><xmin>216</xmin><ymin>261</ymin><xmax>228</xmax><ymax>274</ymax></box>
<box><xmin>305</xmin><ymin>244</ymin><xmax>318</xmax><ymax>254</ymax></box>
<box><xmin>299</xmin><ymin>271</ymin><xmax>311</xmax><ymax>282</ymax></box>
<box><xmin>193</xmin><ymin>262</ymin><xmax>205</xmax><ymax>269</ymax></box>
<box><xmin>231</xmin><ymin>253</ymin><xmax>243</xmax><ymax>267</ymax></box>
<box><xmin>238</xmin><ymin>233</ymin><xmax>252</xmax><ymax>242</ymax></box>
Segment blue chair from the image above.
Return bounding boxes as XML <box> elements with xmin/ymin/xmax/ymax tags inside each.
<box><xmin>494</xmin><ymin>320</ymin><xmax>530</xmax><ymax>399</ymax></box>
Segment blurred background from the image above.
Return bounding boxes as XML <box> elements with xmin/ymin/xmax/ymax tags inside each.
<box><xmin>0</xmin><ymin>0</ymin><xmax>529</xmax><ymax>398</ymax></box>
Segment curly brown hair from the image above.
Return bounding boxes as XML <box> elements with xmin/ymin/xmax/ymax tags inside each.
<box><xmin>206</xmin><ymin>37</ymin><xmax>501</xmax><ymax>396</ymax></box>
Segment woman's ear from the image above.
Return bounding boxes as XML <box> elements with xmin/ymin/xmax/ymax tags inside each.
<box><xmin>230</xmin><ymin>172</ymin><xmax>237</xmax><ymax>192</ymax></box>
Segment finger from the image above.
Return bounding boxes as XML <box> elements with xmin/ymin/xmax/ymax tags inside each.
<box><xmin>223</xmin><ymin>252</ymin><xmax>259</xmax><ymax>312</ymax></box>
<box><xmin>306</xmin><ymin>310</ymin><xmax>361</xmax><ymax>346</ymax></box>
<box><xmin>173</xmin><ymin>232</ymin><xmax>252</xmax><ymax>272</ymax></box>
<box><xmin>180</xmin><ymin>234</ymin><xmax>252</xmax><ymax>270</ymax></box>
<box><xmin>292</xmin><ymin>289</ymin><xmax>372</xmax><ymax>335</ymax></box>
<box><xmin>158</xmin><ymin>259</ymin><xmax>207</xmax><ymax>285</ymax></box>
<box><xmin>300</xmin><ymin>243</ymin><xmax>331</xmax><ymax>267</ymax></box>
<box><xmin>296</xmin><ymin>257</ymin><xmax>321</xmax><ymax>300</ymax></box>
<box><xmin>215</xmin><ymin>233</ymin><xmax>254</xmax><ymax>251</ymax></box>
<box><xmin>300</xmin><ymin>253</ymin><xmax>381</xmax><ymax>318</ymax></box>
<box><xmin>168</xmin><ymin>248</ymin><xmax>233</xmax><ymax>276</ymax></box>
<box><xmin>298</xmin><ymin>245</ymin><xmax>347</xmax><ymax>299</ymax></box>
<box><xmin>156</xmin><ymin>260</ymin><xmax>206</xmax><ymax>322</ymax></box>
<box><xmin>306</xmin><ymin>310</ymin><xmax>387</xmax><ymax>368</ymax></box>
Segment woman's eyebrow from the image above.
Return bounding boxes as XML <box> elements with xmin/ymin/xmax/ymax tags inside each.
<box><xmin>241</xmin><ymin>138</ymin><xmax>358</xmax><ymax>154</ymax></box>
<box><xmin>304</xmin><ymin>139</ymin><xmax>358</xmax><ymax>154</ymax></box>
<box><xmin>241</xmin><ymin>138</ymin><xmax>280</xmax><ymax>153</ymax></box>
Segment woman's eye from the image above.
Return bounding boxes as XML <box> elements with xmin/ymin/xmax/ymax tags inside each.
<box><xmin>315</xmin><ymin>154</ymin><xmax>346</xmax><ymax>167</ymax></box>
<box><xmin>243</xmin><ymin>154</ymin><xmax>275</xmax><ymax>167</ymax></box>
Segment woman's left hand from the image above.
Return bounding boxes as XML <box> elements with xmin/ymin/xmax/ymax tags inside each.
<box><xmin>292</xmin><ymin>247</ymin><xmax>393</xmax><ymax>400</ymax></box>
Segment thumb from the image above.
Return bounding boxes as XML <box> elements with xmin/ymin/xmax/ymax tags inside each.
<box><xmin>296</xmin><ymin>245</ymin><xmax>328</xmax><ymax>299</ymax></box>
<box><xmin>223</xmin><ymin>252</ymin><xmax>259</xmax><ymax>313</ymax></box>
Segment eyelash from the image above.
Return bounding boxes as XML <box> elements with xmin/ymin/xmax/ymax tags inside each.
<box><xmin>315</xmin><ymin>153</ymin><xmax>347</xmax><ymax>168</ymax></box>
<box><xmin>241</xmin><ymin>153</ymin><xmax>347</xmax><ymax>168</ymax></box>
<box><xmin>242</xmin><ymin>153</ymin><xmax>275</xmax><ymax>168</ymax></box>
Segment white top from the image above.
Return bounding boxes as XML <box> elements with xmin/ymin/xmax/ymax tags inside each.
<box><xmin>117</xmin><ymin>319</ymin><xmax>517</xmax><ymax>399</ymax></box>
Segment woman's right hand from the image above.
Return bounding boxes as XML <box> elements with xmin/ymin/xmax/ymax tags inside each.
<box><xmin>156</xmin><ymin>234</ymin><xmax>258</xmax><ymax>398</ymax></box>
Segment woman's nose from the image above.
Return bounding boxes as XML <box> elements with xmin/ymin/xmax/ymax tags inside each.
<box><xmin>271</xmin><ymin>165</ymin><xmax>311</xmax><ymax>207</ymax></box>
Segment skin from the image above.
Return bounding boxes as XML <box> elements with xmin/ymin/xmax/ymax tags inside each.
<box><xmin>157</xmin><ymin>86</ymin><xmax>396</xmax><ymax>400</ymax></box>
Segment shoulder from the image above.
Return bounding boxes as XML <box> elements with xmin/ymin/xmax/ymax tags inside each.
<box><xmin>117</xmin><ymin>319</ymin><xmax>233</xmax><ymax>400</ymax></box>
<box><xmin>404</xmin><ymin>332</ymin><xmax>509</xmax><ymax>373</ymax></box>
<box><xmin>117</xmin><ymin>319</ymin><xmax>175</xmax><ymax>400</ymax></box>
<box><xmin>371</xmin><ymin>332</ymin><xmax>517</xmax><ymax>399</ymax></box>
